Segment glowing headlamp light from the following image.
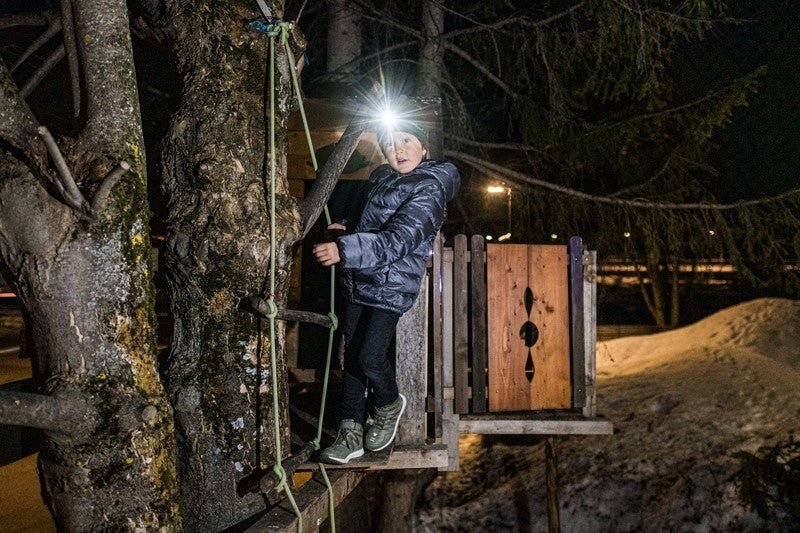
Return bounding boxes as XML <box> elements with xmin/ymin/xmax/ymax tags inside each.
<box><xmin>379</xmin><ymin>106</ymin><xmax>397</xmax><ymax>129</ymax></box>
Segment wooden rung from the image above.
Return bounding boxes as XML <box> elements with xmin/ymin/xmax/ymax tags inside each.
<box><xmin>296</xmin><ymin>444</ymin><xmax>448</xmax><ymax>471</ymax></box>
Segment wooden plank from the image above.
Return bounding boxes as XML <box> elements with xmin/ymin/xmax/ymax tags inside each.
<box><xmin>395</xmin><ymin>277</ymin><xmax>428</xmax><ymax>446</ymax></box>
<box><xmin>529</xmin><ymin>245</ymin><xmax>571</xmax><ymax>410</ymax></box>
<box><xmin>583</xmin><ymin>250</ymin><xmax>598</xmax><ymax>418</ymax></box>
<box><xmin>440</xmin><ymin>249</ymin><xmax>459</xmax><ymax>471</ymax></box>
<box><xmin>568</xmin><ymin>236</ymin><xmax>586</xmax><ymax>410</ymax></box>
<box><xmin>297</xmin><ymin>445</ymin><xmax>449</xmax><ymax>471</ymax></box>
<box><xmin>432</xmin><ymin>233</ymin><xmax>444</xmax><ymax>439</ymax></box>
<box><xmin>248</xmin><ymin>470</ymin><xmax>363</xmax><ymax>532</ymax></box>
<box><xmin>459</xmin><ymin>417</ymin><xmax>613</xmax><ymax>435</ymax></box>
<box><xmin>470</xmin><ymin>235</ymin><xmax>488</xmax><ymax>413</ymax></box>
<box><xmin>545</xmin><ymin>437</ymin><xmax>561</xmax><ymax>533</ymax></box>
<box><xmin>452</xmin><ymin>235</ymin><xmax>470</xmax><ymax>414</ymax></box>
<box><xmin>487</xmin><ymin>243</ymin><xmax>530</xmax><ymax>411</ymax></box>
<box><xmin>487</xmin><ymin>244</ymin><xmax>571</xmax><ymax>411</ymax></box>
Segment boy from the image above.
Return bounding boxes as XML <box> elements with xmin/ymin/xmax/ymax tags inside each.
<box><xmin>312</xmin><ymin>119</ymin><xmax>460</xmax><ymax>464</ymax></box>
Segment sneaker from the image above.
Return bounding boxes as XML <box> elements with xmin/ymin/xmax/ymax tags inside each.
<box><xmin>318</xmin><ymin>419</ymin><xmax>364</xmax><ymax>464</ymax></box>
<box><xmin>364</xmin><ymin>394</ymin><xmax>407</xmax><ymax>452</ymax></box>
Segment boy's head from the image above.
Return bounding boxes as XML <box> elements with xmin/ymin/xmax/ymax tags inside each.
<box><xmin>378</xmin><ymin>120</ymin><xmax>428</xmax><ymax>174</ymax></box>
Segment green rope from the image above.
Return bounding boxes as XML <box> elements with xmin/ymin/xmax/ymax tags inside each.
<box><xmin>281</xmin><ymin>25</ymin><xmax>339</xmax><ymax>529</ymax></box>
<box><xmin>258</xmin><ymin>18</ymin><xmax>340</xmax><ymax>532</ymax></box>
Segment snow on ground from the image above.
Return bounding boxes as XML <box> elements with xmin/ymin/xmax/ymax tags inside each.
<box><xmin>416</xmin><ymin>298</ymin><xmax>800</xmax><ymax>532</ymax></box>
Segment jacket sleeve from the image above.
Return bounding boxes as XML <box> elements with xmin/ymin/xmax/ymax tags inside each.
<box><xmin>337</xmin><ymin>179</ymin><xmax>446</xmax><ymax>269</ymax></box>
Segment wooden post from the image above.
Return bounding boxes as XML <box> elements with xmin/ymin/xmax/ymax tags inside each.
<box><xmin>470</xmin><ymin>235</ymin><xmax>487</xmax><ymax>413</ymax></box>
<box><xmin>582</xmin><ymin>250</ymin><xmax>598</xmax><ymax>418</ymax></box>
<box><xmin>545</xmin><ymin>436</ymin><xmax>561</xmax><ymax>533</ymax></box>
<box><xmin>453</xmin><ymin>235</ymin><xmax>470</xmax><ymax>413</ymax></box>
<box><xmin>568</xmin><ymin>237</ymin><xmax>586</xmax><ymax>410</ymax></box>
<box><xmin>432</xmin><ymin>233</ymin><xmax>444</xmax><ymax>439</ymax></box>
<box><xmin>396</xmin><ymin>276</ymin><xmax>428</xmax><ymax>446</ymax></box>
<box><xmin>441</xmin><ymin>248</ymin><xmax>459</xmax><ymax>471</ymax></box>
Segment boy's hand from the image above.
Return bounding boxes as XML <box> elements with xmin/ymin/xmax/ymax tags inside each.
<box><xmin>313</xmin><ymin>242</ymin><xmax>341</xmax><ymax>266</ymax></box>
<box><xmin>323</xmin><ymin>222</ymin><xmax>347</xmax><ymax>241</ymax></box>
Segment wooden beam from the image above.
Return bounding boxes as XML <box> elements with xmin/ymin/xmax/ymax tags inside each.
<box><xmin>583</xmin><ymin>250</ymin><xmax>598</xmax><ymax>418</ymax></box>
<box><xmin>297</xmin><ymin>444</ymin><xmax>449</xmax><ymax>471</ymax></box>
<box><xmin>459</xmin><ymin>417</ymin><xmax>613</xmax><ymax>435</ymax></box>
<box><xmin>247</xmin><ymin>470</ymin><xmax>364</xmax><ymax>532</ymax></box>
<box><xmin>396</xmin><ymin>277</ymin><xmax>428</xmax><ymax>446</ymax></box>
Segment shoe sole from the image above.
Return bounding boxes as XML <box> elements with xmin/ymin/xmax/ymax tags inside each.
<box><xmin>320</xmin><ymin>447</ymin><xmax>364</xmax><ymax>464</ymax></box>
<box><xmin>367</xmin><ymin>393</ymin><xmax>407</xmax><ymax>452</ymax></box>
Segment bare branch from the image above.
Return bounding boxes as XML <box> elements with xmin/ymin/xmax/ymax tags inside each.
<box><xmin>446</xmin><ymin>150</ymin><xmax>800</xmax><ymax>211</ymax></box>
<box><xmin>445</xmin><ymin>133</ymin><xmax>545</xmax><ymax>154</ymax></box>
<box><xmin>0</xmin><ymin>12</ymin><xmax>52</xmax><ymax>30</ymax></box>
<box><xmin>10</xmin><ymin>15</ymin><xmax>62</xmax><ymax>72</ymax></box>
<box><xmin>0</xmin><ymin>61</ymin><xmax>40</xmax><ymax>152</ymax></box>
<box><xmin>90</xmin><ymin>161</ymin><xmax>130</xmax><ymax>216</ymax></box>
<box><xmin>299</xmin><ymin>83</ymin><xmax>379</xmax><ymax>237</ymax></box>
<box><xmin>37</xmin><ymin>126</ymin><xmax>88</xmax><ymax>213</ymax></box>
<box><xmin>20</xmin><ymin>44</ymin><xmax>65</xmax><ymax>98</ymax></box>
<box><xmin>60</xmin><ymin>0</ymin><xmax>82</xmax><ymax>118</ymax></box>
<box><xmin>0</xmin><ymin>390</ymin><xmax>94</xmax><ymax>436</ymax></box>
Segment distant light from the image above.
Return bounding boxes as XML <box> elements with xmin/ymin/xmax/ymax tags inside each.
<box><xmin>708</xmin><ymin>229</ymin><xmax>716</xmax><ymax>236</ymax></box>
<box><xmin>485</xmin><ymin>235</ymin><xmax>493</xmax><ymax>241</ymax></box>
<box><xmin>550</xmin><ymin>233</ymin><xmax>558</xmax><ymax>240</ymax></box>
<box><xmin>623</xmin><ymin>231</ymin><xmax>631</xmax><ymax>238</ymax></box>
<box><xmin>498</xmin><ymin>233</ymin><xmax>511</xmax><ymax>241</ymax></box>
<box><xmin>487</xmin><ymin>185</ymin><xmax>506</xmax><ymax>194</ymax></box>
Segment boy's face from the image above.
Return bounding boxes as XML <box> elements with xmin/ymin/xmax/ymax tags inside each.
<box><xmin>381</xmin><ymin>131</ymin><xmax>427</xmax><ymax>174</ymax></box>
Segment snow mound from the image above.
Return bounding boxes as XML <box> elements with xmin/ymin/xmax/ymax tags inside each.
<box><xmin>597</xmin><ymin>298</ymin><xmax>800</xmax><ymax>376</ymax></box>
<box><xmin>417</xmin><ymin>298</ymin><xmax>800</xmax><ymax>532</ymax></box>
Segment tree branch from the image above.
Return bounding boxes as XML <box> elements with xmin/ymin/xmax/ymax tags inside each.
<box><xmin>0</xmin><ymin>12</ymin><xmax>52</xmax><ymax>30</ymax></box>
<box><xmin>37</xmin><ymin>126</ymin><xmax>89</xmax><ymax>213</ymax></box>
<box><xmin>20</xmin><ymin>44</ymin><xmax>65</xmax><ymax>98</ymax></box>
<box><xmin>446</xmin><ymin>150</ymin><xmax>800</xmax><ymax>210</ymax></box>
<box><xmin>90</xmin><ymin>161</ymin><xmax>130</xmax><ymax>216</ymax></box>
<box><xmin>445</xmin><ymin>133</ymin><xmax>545</xmax><ymax>154</ymax></box>
<box><xmin>0</xmin><ymin>390</ymin><xmax>94</xmax><ymax>436</ymax></box>
<box><xmin>0</xmin><ymin>60</ymin><xmax>40</xmax><ymax>152</ymax></box>
<box><xmin>298</xmin><ymin>87</ymin><xmax>378</xmax><ymax>237</ymax></box>
<box><xmin>60</xmin><ymin>0</ymin><xmax>82</xmax><ymax>119</ymax></box>
<box><xmin>10</xmin><ymin>15</ymin><xmax>62</xmax><ymax>73</ymax></box>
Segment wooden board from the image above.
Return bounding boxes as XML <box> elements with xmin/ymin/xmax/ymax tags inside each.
<box><xmin>486</xmin><ymin>244</ymin><xmax>571</xmax><ymax>411</ymax></box>
<box><xmin>452</xmin><ymin>235</ymin><xmax>470</xmax><ymax>414</ymax></box>
<box><xmin>470</xmin><ymin>235</ymin><xmax>488</xmax><ymax>413</ymax></box>
<box><xmin>459</xmin><ymin>417</ymin><xmax>613</xmax><ymax>435</ymax></box>
<box><xmin>395</xmin><ymin>277</ymin><xmax>428</xmax><ymax>446</ymax></box>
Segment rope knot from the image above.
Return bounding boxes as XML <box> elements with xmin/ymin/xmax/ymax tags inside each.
<box><xmin>310</xmin><ymin>437</ymin><xmax>321</xmax><ymax>451</ymax></box>
<box><xmin>327</xmin><ymin>312</ymin><xmax>339</xmax><ymax>330</ymax></box>
<box><xmin>272</xmin><ymin>463</ymin><xmax>288</xmax><ymax>485</ymax></box>
<box><xmin>264</xmin><ymin>298</ymin><xmax>278</xmax><ymax>319</ymax></box>
<box><xmin>248</xmin><ymin>19</ymin><xmax>288</xmax><ymax>37</ymax></box>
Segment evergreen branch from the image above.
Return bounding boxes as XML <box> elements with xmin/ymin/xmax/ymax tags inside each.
<box><xmin>37</xmin><ymin>126</ymin><xmax>89</xmax><ymax>213</ymax></box>
<box><xmin>10</xmin><ymin>15</ymin><xmax>62</xmax><ymax>72</ymax></box>
<box><xmin>447</xmin><ymin>150</ymin><xmax>800</xmax><ymax>211</ymax></box>
<box><xmin>60</xmin><ymin>0</ymin><xmax>82</xmax><ymax>119</ymax></box>
<box><xmin>20</xmin><ymin>44</ymin><xmax>65</xmax><ymax>98</ymax></box>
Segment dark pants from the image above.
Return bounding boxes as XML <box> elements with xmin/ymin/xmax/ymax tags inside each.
<box><xmin>340</xmin><ymin>302</ymin><xmax>401</xmax><ymax>423</ymax></box>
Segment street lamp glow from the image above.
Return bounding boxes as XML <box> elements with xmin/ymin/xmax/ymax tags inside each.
<box><xmin>623</xmin><ymin>231</ymin><xmax>631</xmax><ymax>238</ymax></box>
<box><xmin>550</xmin><ymin>233</ymin><xmax>558</xmax><ymax>240</ymax></box>
<box><xmin>487</xmin><ymin>185</ymin><xmax>506</xmax><ymax>194</ymax></box>
<box><xmin>486</xmin><ymin>235</ymin><xmax>493</xmax><ymax>241</ymax></box>
<box><xmin>498</xmin><ymin>233</ymin><xmax>511</xmax><ymax>242</ymax></box>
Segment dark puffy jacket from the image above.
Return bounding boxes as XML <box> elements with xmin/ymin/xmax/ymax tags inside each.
<box><xmin>337</xmin><ymin>160</ymin><xmax>460</xmax><ymax>314</ymax></box>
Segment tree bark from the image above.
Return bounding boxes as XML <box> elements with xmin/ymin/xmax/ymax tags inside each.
<box><xmin>326</xmin><ymin>0</ymin><xmax>361</xmax><ymax>76</ymax></box>
<box><xmin>0</xmin><ymin>0</ymin><xmax>180</xmax><ymax>528</ymax></box>
<box><xmin>154</xmin><ymin>1</ymin><xmax>300</xmax><ymax>529</ymax></box>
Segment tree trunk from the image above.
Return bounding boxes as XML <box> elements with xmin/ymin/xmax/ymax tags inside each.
<box><xmin>326</xmin><ymin>0</ymin><xmax>361</xmax><ymax>76</ymax></box>
<box><xmin>0</xmin><ymin>0</ymin><xmax>179</xmax><ymax>528</ymax></box>
<box><xmin>375</xmin><ymin>468</ymin><xmax>437</xmax><ymax>533</ymax></box>
<box><xmin>155</xmin><ymin>1</ymin><xmax>300</xmax><ymax>529</ymax></box>
<box><xmin>417</xmin><ymin>0</ymin><xmax>445</xmax><ymax>97</ymax></box>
